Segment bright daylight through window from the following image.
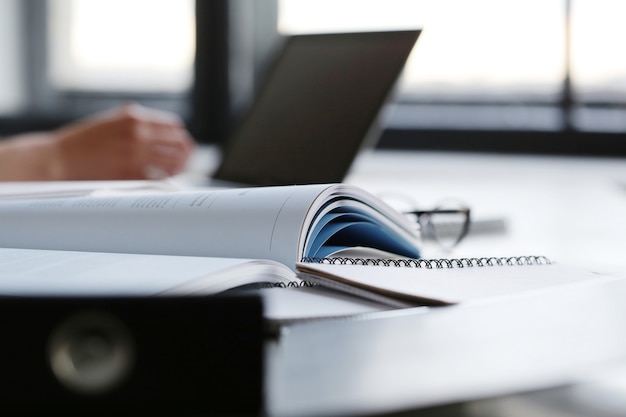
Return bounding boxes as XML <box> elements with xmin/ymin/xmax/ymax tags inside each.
<box><xmin>48</xmin><ymin>0</ymin><xmax>195</xmax><ymax>93</ymax></box>
<box><xmin>279</xmin><ymin>0</ymin><xmax>626</xmax><ymax>133</ymax></box>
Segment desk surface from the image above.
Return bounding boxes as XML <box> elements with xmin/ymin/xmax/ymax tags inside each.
<box><xmin>182</xmin><ymin>147</ymin><xmax>626</xmax><ymax>416</ymax></box>
<box><xmin>343</xmin><ymin>149</ymin><xmax>626</xmax><ymax>278</ymax></box>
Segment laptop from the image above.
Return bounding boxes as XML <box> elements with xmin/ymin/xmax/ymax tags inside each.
<box><xmin>211</xmin><ymin>29</ymin><xmax>421</xmax><ymax>186</ymax></box>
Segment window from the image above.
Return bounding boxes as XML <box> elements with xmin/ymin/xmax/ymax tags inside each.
<box><xmin>0</xmin><ymin>0</ymin><xmax>25</xmax><ymax>115</ymax></box>
<box><xmin>3</xmin><ymin>0</ymin><xmax>625</xmax><ymax>154</ymax></box>
<box><xmin>279</xmin><ymin>0</ymin><xmax>626</xmax><ymax>155</ymax></box>
<box><xmin>0</xmin><ymin>0</ymin><xmax>195</xmax><ymax>136</ymax></box>
<box><xmin>48</xmin><ymin>0</ymin><xmax>195</xmax><ymax>93</ymax></box>
<box><xmin>571</xmin><ymin>0</ymin><xmax>626</xmax><ymax>132</ymax></box>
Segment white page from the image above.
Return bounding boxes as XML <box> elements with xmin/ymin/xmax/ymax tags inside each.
<box><xmin>0</xmin><ymin>247</ymin><xmax>411</xmax><ymax>322</ymax></box>
<box><xmin>0</xmin><ymin>184</ymin><xmax>330</xmax><ymax>268</ymax></box>
<box><xmin>258</xmin><ymin>286</ymin><xmax>401</xmax><ymax>322</ymax></box>
<box><xmin>0</xmin><ymin>179</ymin><xmax>181</xmax><ymax>199</ymax></box>
<box><xmin>296</xmin><ymin>262</ymin><xmax>619</xmax><ymax>305</ymax></box>
<box><xmin>0</xmin><ymin>247</ymin><xmax>294</xmax><ymax>296</ymax></box>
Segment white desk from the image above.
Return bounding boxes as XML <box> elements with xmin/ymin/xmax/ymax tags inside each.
<box><xmin>344</xmin><ymin>149</ymin><xmax>626</xmax><ymax>278</ymax></box>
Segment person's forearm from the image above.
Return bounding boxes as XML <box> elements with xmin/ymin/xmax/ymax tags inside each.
<box><xmin>0</xmin><ymin>133</ymin><xmax>62</xmax><ymax>181</ymax></box>
<box><xmin>0</xmin><ymin>104</ymin><xmax>194</xmax><ymax>182</ymax></box>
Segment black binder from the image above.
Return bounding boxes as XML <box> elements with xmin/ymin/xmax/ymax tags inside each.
<box><xmin>0</xmin><ymin>294</ymin><xmax>264</xmax><ymax>416</ymax></box>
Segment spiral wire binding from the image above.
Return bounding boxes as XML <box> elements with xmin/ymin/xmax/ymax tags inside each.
<box><xmin>250</xmin><ymin>256</ymin><xmax>552</xmax><ymax>291</ymax></box>
<box><xmin>300</xmin><ymin>255</ymin><xmax>552</xmax><ymax>269</ymax></box>
<box><xmin>227</xmin><ymin>281</ymin><xmax>314</xmax><ymax>291</ymax></box>
<box><xmin>272</xmin><ymin>281</ymin><xmax>316</xmax><ymax>288</ymax></box>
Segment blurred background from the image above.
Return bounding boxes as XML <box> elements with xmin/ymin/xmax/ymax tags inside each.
<box><xmin>0</xmin><ymin>0</ymin><xmax>625</xmax><ymax>155</ymax></box>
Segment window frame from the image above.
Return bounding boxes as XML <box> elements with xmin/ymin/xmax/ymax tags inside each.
<box><xmin>0</xmin><ymin>0</ymin><xmax>192</xmax><ymax>137</ymax></box>
<box><xmin>379</xmin><ymin>126</ymin><xmax>626</xmax><ymax>157</ymax></box>
<box><xmin>192</xmin><ymin>0</ymin><xmax>280</xmax><ymax>144</ymax></box>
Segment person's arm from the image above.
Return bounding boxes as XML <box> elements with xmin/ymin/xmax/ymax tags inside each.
<box><xmin>0</xmin><ymin>104</ymin><xmax>195</xmax><ymax>181</ymax></box>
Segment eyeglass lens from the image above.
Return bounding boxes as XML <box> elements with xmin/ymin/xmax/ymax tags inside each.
<box><xmin>424</xmin><ymin>207</ymin><xmax>470</xmax><ymax>251</ymax></box>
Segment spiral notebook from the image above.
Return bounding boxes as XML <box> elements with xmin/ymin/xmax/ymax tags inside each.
<box><xmin>295</xmin><ymin>256</ymin><xmax>618</xmax><ymax>308</ymax></box>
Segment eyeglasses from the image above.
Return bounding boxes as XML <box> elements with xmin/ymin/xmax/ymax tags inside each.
<box><xmin>404</xmin><ymin>206</ymin><xmax>471</xmax><ymax>252</ymax></box>
<box><xmin>377</xmin><ymin>193</ymin><xmax>471</xmax><ymax>251</ymax></box>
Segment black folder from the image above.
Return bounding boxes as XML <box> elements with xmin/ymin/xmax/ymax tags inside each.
<box><xmin>0</xmin><ymin>294</ymin><xmax>264</xmax><ymax>416</ymax></box>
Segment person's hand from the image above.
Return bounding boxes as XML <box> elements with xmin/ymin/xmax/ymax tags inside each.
<box><xmin>49</xmin><ymin>103</ymin><xmax>195</xmax><ymax>180</ymax></box>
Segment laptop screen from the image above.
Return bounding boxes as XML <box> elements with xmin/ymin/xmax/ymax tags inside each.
<box><xmin>213</xmin><ymin>30</ymin><xmax>421</xmax><ymax>186</ymax></box>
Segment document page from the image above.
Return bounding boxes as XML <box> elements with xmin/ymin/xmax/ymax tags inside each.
<box><xmin>0</xmin><ymin>248</ymin><xmax>294</xmax><ymax>296</ymax></box>
<box><xmin>0</xmin><ymin>179</ymin><xmax>181</xmax><ymax>199</ymax></box>
<box><xmin>297</xmin><ymin>262</ymin><xmax>620</xmax><ymax>305</ymax></box>
<box><xmin>0</xmin><ymin>185</ymin><xmax>329</xmax><ymax>268</ymax></box>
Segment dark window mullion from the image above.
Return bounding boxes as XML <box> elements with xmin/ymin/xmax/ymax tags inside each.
<box><xmin>192</xmin><ymin>0</ymin><xmax>280</xmax><ymax>144</ymax></box>
<box><xmin>562</xmin><ymin>0</ymin><xmax>574</xmax><ymax>132</ymax></box>
<box><xmin>21</xmin><ymin>0</ymin><xmax>58</xmax><ymax>114</ymax></box>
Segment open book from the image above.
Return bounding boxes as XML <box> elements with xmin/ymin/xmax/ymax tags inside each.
<box><xmin>0</xmin><ymin>183</ymin><xmax>421</xmax><ymax>268</ymax></box>
<box><xmin>0</xmin><ymin>247</ymin><xmax>401</xmax><ymax>322</ymax></box>
<box><xmin>0</xmin><ymin>183</ymin><xmax>609</xmax><ymax>316</ymax></box>
<box><xmin>0</xmin><ymin>183</ymin><xmax>421</xmax><ymax>320</ymax></box>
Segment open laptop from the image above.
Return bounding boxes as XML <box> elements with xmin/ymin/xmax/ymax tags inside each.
<box><xmin>210</xmin><ymin>29</ymin><xmax>421</xmax><ymax>186</ymax></box>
